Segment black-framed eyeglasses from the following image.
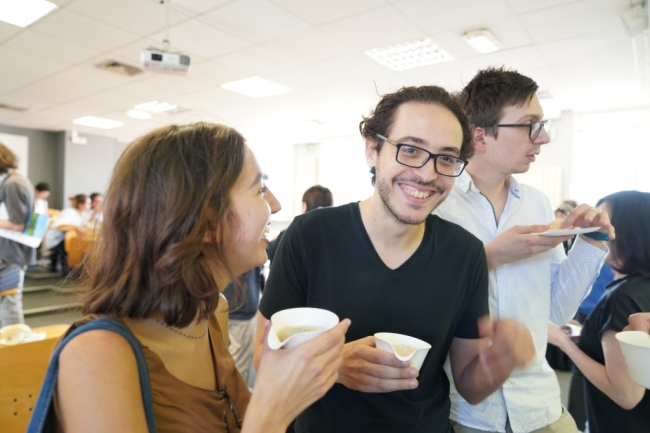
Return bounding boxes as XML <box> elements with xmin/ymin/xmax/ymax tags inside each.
<box><xmin>494</xmin><ymin>119</ymin><xmax>551</xmax><ymax>140</ymax></box>
<box><xmin>375</xmin><ymin>134</ymin><xmax>467</xmax><ymax>177</ymax></box>
<box><xmin>220</xmin><ymin>386</ymin><xmax>243</xmax><ymax>431</ymax></box>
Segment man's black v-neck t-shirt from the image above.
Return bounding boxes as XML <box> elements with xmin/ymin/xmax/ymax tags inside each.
<box><xmin>260</xmin><ymin>203</ymin><xmax>489</xmax><ymax>433</ymax></box>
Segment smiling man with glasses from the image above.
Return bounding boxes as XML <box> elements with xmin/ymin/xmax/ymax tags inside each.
<box><xmin>434</xmin><ymin>67</ymin><xmax>615</xmax><ymax>433</ymax></box>
<box><xmin>255</xmin><ymin>85</ymin><xmax>535</xmax><ymax>433</ymax></box>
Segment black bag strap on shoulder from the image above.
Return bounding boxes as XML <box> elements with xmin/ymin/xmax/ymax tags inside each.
<box><xmin>26</xmin><ymin>318</ymin><xmax>157</xmax><ymax>433</ymax></box>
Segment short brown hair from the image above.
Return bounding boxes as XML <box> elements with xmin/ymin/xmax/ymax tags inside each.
<box><xmin>359</xmin><ymin>86</ymin><xmax>472</xmax><ymax>185</ymax></box>
<box><xmin>81</xmin><ymin>122</ymin><xmax>247</xmax><ymax>327</ymax></box>
<box><xmin>0</xmin><ymin>142</ymin><xmax>18</xmax><ymax>174</ymax></box>
<box><xmin>459</xmin><ymin>66</ymin><xmax>538</xmax><ymax>137</ymax></box>
<box><xmin>69</xmin><ymin>194</ymin><xmax>88</xmax><ymax>209</ymax></box>
<box><xmin>302</xmin><ymin>185</ymin><xmax>333</xmax><ymax>212</ymax></box>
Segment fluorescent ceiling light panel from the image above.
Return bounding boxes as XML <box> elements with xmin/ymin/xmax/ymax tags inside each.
<box><xmin>126</xmin><ymin>109</ymin><xmax>153</xmax><ymax>120</ymax></box>
<box><xmin>0</xmin><ymin>0</ymin><xmax>58</xmax><ymax>28</ymax></box>
<box><xmin>73</xmin><ymin>116</ymin><xmax>124</xmax><ymax>129</ymax></box>
<box><xmin>221</xmin><ymin>77</ymin><xmax>291</xmax><ymax>98</ymax></box>
<box><xmin>134</xmin><ymin>100</ymin><xmax>178</xmax><ymax>113</ymax></box>
<box><xmin>365</xmin><ymin>38</ymin><xmax>453</xmax><ymax>71</ymax></box>
<box><xmin>462</xmin><ymin>29</ymin><xmax>501</xmax><ymax>54</ymax></box>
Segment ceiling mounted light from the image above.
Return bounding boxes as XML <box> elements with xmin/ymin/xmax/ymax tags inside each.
<box><xmin>365</xmin><ymin>37</ymin><xmax>453</xmax><ymax>71</ymax></box>
<box><xmin>0</xmin><ymin>0</ymin><xmax>58</xmax><ymax>28</ymax></box>
<box><xmin>73</xmin><ymin>116</ymin><xmax>124</xmax><ymax>130</ymax></box>
<box><xmin>462</xmin><ymin>29</ymin><xmax>501</xmax><ymax>54</ymax></box>
<box><xmin>126</xmin><ymin>109</ymin><xmax>153</xmax><ymax>120</ymax></box>
<box><xmin>221</xmin><ymin>76</ymin><xmax>291</xmax><ymax>98</ymax></box>
<box><xmin>134</xmin><ymin>100</ymin><xmax>178</xmax><ymax>113</ymax></box>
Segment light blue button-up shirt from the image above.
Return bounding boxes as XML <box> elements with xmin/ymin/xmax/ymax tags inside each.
<box><xmin>434</xmin><ymin>171</ymin><xmax>607</xmax><ymax>433</ymax></box>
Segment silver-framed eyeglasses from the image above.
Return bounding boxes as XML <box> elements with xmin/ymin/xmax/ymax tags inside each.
<box><xmin>494</xmin><ymin>119</ymin><xmax>551</xmax><ymax>140</ymax></box>
<box><xmin>375</xmin><ymin>134</ymin><xmax>467</xmax><ymax>178</ymax></box>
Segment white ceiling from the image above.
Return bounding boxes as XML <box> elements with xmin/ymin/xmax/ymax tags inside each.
<box><xmin>0</xmin><ymin>0</ymin><xmax>648</xmax><ymax>144</ymax></box>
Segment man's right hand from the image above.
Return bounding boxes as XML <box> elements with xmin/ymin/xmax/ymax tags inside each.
<box><xmin>485</xmin><ymin>224</ymin><xmax>573</xmax><ymax>271</ymax></box>
<box><xmin>336</xmin><ymin>336</ymin><xmax>419</xmax><ymax>392</ymax></box>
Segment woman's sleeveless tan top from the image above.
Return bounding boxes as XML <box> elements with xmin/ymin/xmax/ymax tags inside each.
<box><xmin>50</xmin><ymin>315</ymin><xmax>251</xmax><ymax>433</ymax></box>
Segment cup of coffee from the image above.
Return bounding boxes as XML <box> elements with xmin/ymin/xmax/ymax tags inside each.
<box><xmin>0</xmin><ymin>323</ymin><xmax>32</xmax><ymax>345</ymax></box>
<box><xmin>267</xmin><ymin>307</ymin><xmax>339</xmax><ymax>350</ymax></box>
<box><xmin>374</xmin><ymin>332</ymin><xmax>432</xmax><ymax>370</ymax></box>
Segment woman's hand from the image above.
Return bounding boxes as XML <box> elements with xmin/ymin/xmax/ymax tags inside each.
<box><xmin>547</xmin><ymin>322</ymin><xmax>571</xmax><ymax>351</ymax></box>
<box><xmin>623</xmin><ymin>313</ymin><xmax>650</xmax><ymax>333</ymax></box>
<box><xmin>243</xmin><ymin>319</ymin><xmax>350</xmax><ymax>433</ymax></box>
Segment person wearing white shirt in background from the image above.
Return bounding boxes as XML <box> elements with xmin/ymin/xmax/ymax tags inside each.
<box><xmin>43</xmin><ymin>193</ymin><xmax>90</xmax><ymax>275</ymax></box>
<box><xmin>34</xmin><ymin>182</ymin><xmax>51</xmax><ymax>215</ymax></box>
<box><xmin>434</xmin><ymin>67</ymin><xmax>614</xmax><ymax>433</ymax></box>
<box><xmin>85</xmin><ymin>192</ymin><xmax>103</xmax><ymax>228</ymax></box>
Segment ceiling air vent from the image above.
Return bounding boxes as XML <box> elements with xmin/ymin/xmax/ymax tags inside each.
<box><xmin>96</xmin><ymin>60</ymin><xmax>143</xmax><ymax>76</ymax></box>
<box><xmin>0</xmin><ymin>103</ymin><xmax>28</xmax><ymax>112</ymax></box>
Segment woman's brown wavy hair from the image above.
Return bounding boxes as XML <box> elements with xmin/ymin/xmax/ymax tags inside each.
<box><xmin>80</xmin><ymin>122</ymin><xmax>246</xmax><ymax>327</ymax></box>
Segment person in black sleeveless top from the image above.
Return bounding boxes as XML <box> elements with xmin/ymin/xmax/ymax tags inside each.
<box><xmin>548</xmin><ymin>191</ymin><xmax>650</xmax><ymax>433</ymax></box>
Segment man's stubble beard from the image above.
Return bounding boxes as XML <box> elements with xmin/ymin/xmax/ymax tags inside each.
<box><xmin>375</xmin><ymin>172</ymin><xmax>446</xmax><ymax>225</ymax></box>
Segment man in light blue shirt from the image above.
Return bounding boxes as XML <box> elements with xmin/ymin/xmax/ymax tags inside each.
<box><xmin>435</xmin><ymin>67</ymin><xmax>614</xmax><ymax>433</ymax></box>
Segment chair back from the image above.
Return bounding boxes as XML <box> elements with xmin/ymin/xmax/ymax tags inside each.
<box><xmin>0</xmin><ymin>325</ymin><xmax>69</xmax><ymax>433</ymax></box>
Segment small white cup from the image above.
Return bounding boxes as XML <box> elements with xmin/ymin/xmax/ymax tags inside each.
<box><xmin>616</xmin><ymin>331</ymin><xmax>650</xmax><ymax>389</ymax></box>
<box><xmin>267</xmin><ymin>307</ymin><xmax>339</xmax><ymax>350</ymax></box>
<box><xmin>0</xmin><ymin>323</ymin><xmax>32</xmax><ymax>345</ymax></box>
<box><xmin>374</xmin><ymin>332</ymin><xmax>432</xmax><ymax>370</ymax></box>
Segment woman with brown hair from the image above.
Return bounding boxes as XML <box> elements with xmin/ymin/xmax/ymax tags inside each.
<box><xmin>41</xmin><ymin>123</ymin><xmax>350</xmax><ymax>433</ymax></box>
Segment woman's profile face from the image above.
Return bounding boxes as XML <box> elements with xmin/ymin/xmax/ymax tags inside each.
<box><xmin>78</xmin><ymin>198</ymin><xmax>90</xmax><ymax>212</ymax></box>
<box><xmin>225</xmin><ymin>148</ymin><xmax>281</xmax><ymax>276</ymax></box>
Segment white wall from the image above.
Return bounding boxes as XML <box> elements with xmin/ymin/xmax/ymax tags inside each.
<box><xmin>62</xmin><ymin>131</ymin><xmax>125</xmax><ymax>208</ymax></box>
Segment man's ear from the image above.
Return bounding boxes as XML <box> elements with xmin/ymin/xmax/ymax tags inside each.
<box><xmin>364</xmin><ymin>136</ymin><xmax>378</xmax><ymax>168</ymax></box>
<box><xmin>472</xmin><ymin>127</ymin><xmax>488</xmax><ymax>154</ymax></box>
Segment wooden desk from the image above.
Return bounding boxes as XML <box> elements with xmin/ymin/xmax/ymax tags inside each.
<box><xmin>0</xmin><ymin>324</ymin><xmax>69</xmax><ymax>433</ymax></box>
<box><xmin>64</xmin><ymin>229</ymin><xmax>97</xmax><ymax>267</ymax></box>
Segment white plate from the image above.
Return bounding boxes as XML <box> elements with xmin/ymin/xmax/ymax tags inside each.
<box><xmin>537</xmin><ymin>227</ymin><xmax>599</xmax><ymax>237</ymax></box>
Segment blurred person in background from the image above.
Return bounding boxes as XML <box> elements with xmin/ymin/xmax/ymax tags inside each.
<box><xmin>34</xmin><ymin>182</ymin><xmax>51</xmax><ymax>214</ymax></box>
<box><xmin>43</xmin><ymin>193</ymin><xmax>90</xmax><ymax>275</ymax></box>
<box><xmin>222</xmin><ymin>265</ymin><xmax>264</xmax><ymax>385</ymax></box>
<box><xmin>85</xmin><ymin>192</ymin><xmax>104</xmax><ymax>228</ymax></box>
<box><xmin>548</xmin><ymin>190</ymin><xmax>650</xmax><ymax>433</ymax></box>
<box><xmin>266</xmin><ymin>185</ymin><xmax>332</xmax><ymax>265</ymax></box>
<box><xmin>555</xmin><ymin>200</ymin><xmax>578</xmax><ymax>253</ymax></box>
<box><xmin>0</xmin><ymin>142</ymin><xmax>35</xmax><ymax>326</ymax></box>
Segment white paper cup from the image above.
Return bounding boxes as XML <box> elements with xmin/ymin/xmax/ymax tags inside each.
<box><xmin>0</xmin><ymin>323</ymin><xmax>31</xmax><ymax>345</ymax></box>
<box><xmin>616</xmin><ymin>331</ymin><xmax>650</xmax><ymax>389</ymax></box>
<box><xmin>374</xmin><ymin>332</ymin><xmax>431</xmax><ymax>370</ymax></box>
<box><xmin>267</xmin><ymin>307</ymin><xmax>339</xmax><ymax>350</ymax></box>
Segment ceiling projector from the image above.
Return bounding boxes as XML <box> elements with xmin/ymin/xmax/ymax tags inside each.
<box><xmin>140</xmin><ymin>48</ymin><xmax>190</xmax><ymax>76</ymax></box>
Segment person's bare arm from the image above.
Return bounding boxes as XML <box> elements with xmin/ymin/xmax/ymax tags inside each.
<box><xmin>57</xmin><ymin>331</ymin><xmax>149</xmax><ymax>433</ymax></box>
<box><xmin>0</xmin><ymin>219</ymin><xmax>23</xmax><ymax>231</ymax></box>
<box><xmin>449</xmin><ymin>317</ymin><xmax>535</xmax><ymax>404</ymax></box>
<box><xmin>548</xmin><ymin>324</ymin><xmax>645</xmax><ymax>409</ymax></box>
